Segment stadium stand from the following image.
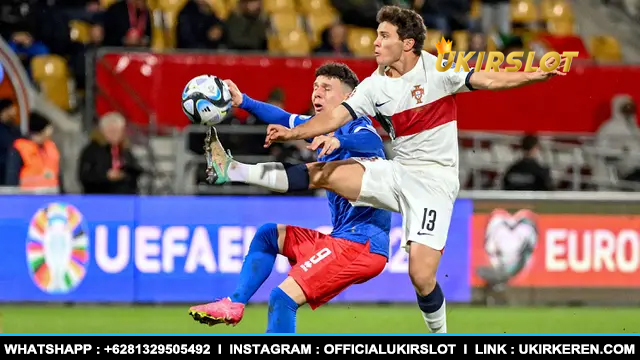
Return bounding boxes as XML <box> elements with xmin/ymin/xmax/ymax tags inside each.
<box><xmin>0</xmin><ymin>0</ymin><xmax>636</xmax><ymax>195</ymax></box>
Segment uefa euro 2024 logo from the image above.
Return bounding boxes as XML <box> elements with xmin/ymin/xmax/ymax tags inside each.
<box><xmin>26</xmin><ymin>203</ymin><xmax>90</xmax><ymax>294</ymax></box>
<box><xmin>434</xmin><ymin>37</ymin><xmax>579</xmax><ymax>73</ymax></box>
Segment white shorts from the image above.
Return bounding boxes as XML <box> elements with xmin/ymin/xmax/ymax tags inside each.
<box><xmin>350</xmin><ymin>157</ymin><xmax>460</xmax><ymax>252</ymax></box>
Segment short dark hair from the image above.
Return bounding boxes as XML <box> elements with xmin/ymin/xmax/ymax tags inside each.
<box><xmin>314</xmin><ymin>62</ymin><xmax>359</xmax><ymax>91</ymax></box>
<box><xmin>376</xmin><ymin>5</ymin><xmax>426</xmax><ymax>55</ymax></box>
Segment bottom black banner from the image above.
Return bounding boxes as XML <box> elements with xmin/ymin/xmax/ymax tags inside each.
<box><xmin>0</xmin><ymin>335</ymin><xmax>638</xmax><ymax>356</ymax></box>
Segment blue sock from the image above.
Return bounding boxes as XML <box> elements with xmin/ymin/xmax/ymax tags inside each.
<box><xmin>416</xmin><ymin>282</ymin><xmax>447</xmax><ymax>333</ymax></box>
<box><xmin>230</xmin><ymin>223</ymin><xmax>279</xmax><ymax>304</ymax></box>
<box><xmin>266</xmin><ymin>287</ymin><xmax>299</xmax><ymax>333</ymax></box>
<box><xmin>283</xmin><ymin>163</ymin><xmax>309</xmax><ymax>191</ymax></box>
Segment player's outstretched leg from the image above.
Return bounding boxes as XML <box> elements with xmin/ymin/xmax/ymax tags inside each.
<box><xmin>204</xmin><ymin>127</ymin><xmax>290</xmax><ymax>191</ymax></box>
<box><xmin>204</xmin><ymin>128</ymin><xmax>364</xmax><ymax>200</ymax></box>
<box><xmin>188</xmin><ymin>223</ymin><xmax>280</xmax><ymax>326</ymax></box>
<box><xmin>409</xmin><ymin>243</ymin><xmax>447</xmax><ymax>333</ymax></box>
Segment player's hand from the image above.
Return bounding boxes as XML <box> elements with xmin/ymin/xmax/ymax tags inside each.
<box><xmin>530</xmin><ymin>56</ymin><xmax>567</xmax><ymax>82</ymax></box>
<box><xmin>264</xmin><ymin>124</ymin><xmax>294</xmax><ymax>147</ymax></box>
<box><xmin>308</xmin><ymin>135</ymin><xmax>341</xmax><ymax>157</ymax></box>
<box><xmin>224</xmin><ymin>79</ymin><xmax>243</xmax><ymax>107</ymax></box>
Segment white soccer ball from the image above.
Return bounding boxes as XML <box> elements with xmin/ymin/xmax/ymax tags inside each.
<box><xmin>181</xmin><ymin>74</ymin><xmax>232</xmax><ymax>126</ymax></box>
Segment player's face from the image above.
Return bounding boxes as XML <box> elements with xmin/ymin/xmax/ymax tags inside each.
<box><xmin>312</xmin><ymin>76</ymin><xmax>349</xmax><ymax>114</ymax></box>
<box><xmin>374</xmin><ymin>22</ymin><xmax>404</xmax><ymax>66</ymax></box>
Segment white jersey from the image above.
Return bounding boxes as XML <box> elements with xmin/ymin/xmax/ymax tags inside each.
<box><xmin>342</xmin><ymin>50</ymin><xmax>475</xmax><ymax>171</ymax></box>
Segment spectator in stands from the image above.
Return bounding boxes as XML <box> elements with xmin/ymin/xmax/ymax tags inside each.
<box><xmin>55</xmin><ymin>0</ymin><xmax>102</xmax><ymax>23</ymax></box>
<box><xmin>594</xmin><ymin>95</ymin><xmax>640</xmax><ymax>186</ymax></box>
<box><xmin>0</xmin><ymin>99</ymin><xmax>21</xmax><ymax>185</ymax></box>
<box><xmin>412</xmin><ymin>0</ymin><xmax>449</xmax><ymax>35</ymax></box>
<box><xmin>313</xmin><ymin>23</ymin><xmax>353</xmax><ymax>56</ymax></box>
<box><xmin>224</xmin><ymin>0</ymin><xmax>267</xmax><ymax>51</ymax></box>
<box><xmin>4</xmin><ymin>113</ymin><xmax>63</xmax><ymax>193</ymax></box>
<box><xmin>502</xmin><ymin>134</ymin><xmax>554</xmax><ymax>191</ymax></box>
<box><xmin>78</xmin><ymin>112</ymin><xmax>143</xmax><ymax>194</ymax></box>
<box><xmin>100</xmin><ymin>0</ymin><xmax>151</xmax><ymax>48</ymax></box>
<box><xmin>467</xmin><ymin>31</ymin><xmax>486</xmax><ymax>62</ymax></box>
<box><xmin>331</xmin><ymin>0</ymin><xmax>381</xmax><ymax>29</ymax></box>
<box><xmin>177</xmin><ymin>0</ymin><xmax>224</xmax><ymax>49</ymax></box>
<box><xmin>1</xmin><ymin>4</ymin><xmax>50</xmax><ymax>79</ymax></box>
<box><xmin>480</xmin><ymin>0</ymin><xmax>511</xmax><ymax>36</ymax></box>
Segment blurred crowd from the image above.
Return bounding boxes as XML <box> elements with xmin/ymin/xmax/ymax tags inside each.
<box><xmin>0</xmin><ymin>0</ymin><xmax>636</xmax><ymax>195</ymax></box>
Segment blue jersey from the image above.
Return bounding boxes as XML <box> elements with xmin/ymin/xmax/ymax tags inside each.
<box><xmin>240</xmin><ymin>94</ymin><xmax>392</xmax><ymax>259</ymax></box>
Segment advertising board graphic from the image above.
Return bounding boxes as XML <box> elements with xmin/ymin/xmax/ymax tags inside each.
<box><xmin>0</xmin><ymin>195</ymin><xmax>473</xmax><ymax>303</ymax></box>
<box><xmin>471</xmin><ymin>209</ymin><xmax>640</xmax><ymax>288</ymax></box>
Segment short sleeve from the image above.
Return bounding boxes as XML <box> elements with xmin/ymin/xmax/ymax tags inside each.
<box><xmin>342</xmin><ymin>77</ymin><xmax>377</xmax><ymax>120</ymax></box>
<box><xmin>442</xmin><ymin>61</ymin><xmax>476</xmax><ymax>95</ymax></box>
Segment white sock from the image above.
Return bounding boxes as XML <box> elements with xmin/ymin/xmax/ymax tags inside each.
<box><xmin>421</xmin><ymin>299</ymin><xmax>447</xmax><ymax>333</ymax></box>
<box><xmin>227</xmin><ymin>161</ymin><xmax>289</xmax><ymax>192</ymax></box>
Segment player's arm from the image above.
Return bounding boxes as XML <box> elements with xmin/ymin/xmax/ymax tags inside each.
<box><xmin>467</xmin><ymin>56</ymin><xmax>568</xmax><ymax>91</ymax></box>
<box><xmin>239</xmin><ymin>94</ymin><xmax>295</xmax><ymax>127</ymax></box>
<box><xmin>285</xmin><ymin>103</ymin><xmax>352</xmax><ymax>140</ymax></box>
<box><xmin>287</xmin><ymin>77</ymin><xmax>377</xmax><ymax>141</ymax></box>
<box><xmin>335</xmin><ymin>120</ymin><xmax>383</xmax><ymax>153</ymax></box>
<box><xmin>225</xmin><ymin>79</ymin><xmax>309</xmax><ymax>128</ymax></box>
<box><xmin>311</xmin><ymin>120</ymin><xmax>383</xmax><ymax>157</ymax></box>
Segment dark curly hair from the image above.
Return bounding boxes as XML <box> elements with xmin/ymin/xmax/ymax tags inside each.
<box><xmin>376</xmin><ymin>5</ymin><xmax>426</xmax><ymax>55</ymax></box>
<box><xmin>315</xmin><ymin>62</ymin><xmax>360</xmax><ymax>91</ymax></box>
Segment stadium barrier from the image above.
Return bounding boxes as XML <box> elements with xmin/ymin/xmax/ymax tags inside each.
<box><xmin>92</xmin><ymin>49</ymin><xmax>639</xmax><ymax>134</ymax></box>
<box><xmin>0</xmin><ymin>194</ymin><xmax>472</xmax><ymax>304</ymax></box>
<box><xmin>1</xmin><ymin>191</ymin><xmax>639</xmax><ymax>305</ymax></box>
<box><xmin>466</xmin><ymin>190</ymin><xmax>640</xmax><ymax>306</ymax></box>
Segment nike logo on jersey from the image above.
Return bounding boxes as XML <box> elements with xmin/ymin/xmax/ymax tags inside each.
<box><xmin>417</xmin><ymin>231</ymin><xmax>434</xmax><ymax>236</ymax></box>
<box><xmin>375</xmin><ymin>100</ymin><xmax>390</xmax><ymax>107</ymax></box>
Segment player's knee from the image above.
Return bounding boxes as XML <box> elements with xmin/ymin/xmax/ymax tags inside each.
<box><xmin>306</xmin><ymin>162</ymin><xmax>329</xmax><ymax>189</ymax></box>
<box><xmin>252</xmin><ymin>223</ymin><xmax>279</xmax><ymax>254</ymax></box>
<box><xmin>408</xmin><ymin>242</ymin><xmax>441</xmax><ymax>296</ymax></box>
<box><xmin>410</xmin><ymin>270</ymin><xmax>437</xmax><ymax>297</ymax></box>
<box><xmin>277</xmin><ymin>277</ymin><xmax>307</xmax><ymax>305</ymax></box>
<box><xmin>270</xmin><ymin>282</ymin><xmax>304</xmax><ymax>311</ymax></box>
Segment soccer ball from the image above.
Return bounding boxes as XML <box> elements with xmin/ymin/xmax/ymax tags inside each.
<box><xmin>181</xmin><ymin>74</ymin><xmax>232</xmax><ymax>126</ymax></box>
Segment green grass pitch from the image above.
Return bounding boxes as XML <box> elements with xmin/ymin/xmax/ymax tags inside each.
<box><xmin>0</xmin><ymin>304</ymin><xmax>638</xmax><ymax>333</ymax></box>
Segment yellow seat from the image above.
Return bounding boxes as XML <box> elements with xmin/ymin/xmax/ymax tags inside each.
<box><xmin>270</xmin><ymin>12</ymin><xmax>303</xmax><ymax>34</ymax></box>
<box><xmin>150</xmin><ymin>8</ymin><xmax>166</xmax><ymax>50</ymax></box>
<box><xmin>147</xmin><ymin>0</ymin><xmax>160</xmax><ymax>9</ymax></box>
<box><xmin>452</xmin><ymin>30</ymin><xmax>469</xmax><ymax>52</ymax></box>
<box><xmin>298</xmin><ymin>0</ymin><xmax>333</xmax><ymax>15</ymax></box>
<box><xmin>263</xmin><ymin>0</ymin><xmax>296</xmax><ymax>14</ymax></box>
<box><xmin>546</xmin><ymin>18</ymin><xmax>574</xmax><ymax>35</ymax></box>
<box><xmin>424</xmin><ymin>29</ymin><xmax>443</xmax><ymax>52</ymax></box>
<box><xmin>157</xmin><ymin>0</ymin><xmax>187</xmax><ymax>48</ymax></box>
<box><xmin>278</xmin><ymin>29</ymin><xmax>310</xmax><ymax>55</ymax></box>
<box><xmin>306</xmin><ymin>13</ymin><xmax>339</xmax><ymax>47</ymax></box>
<box><xmin>540</xmin><ymin>0</ymin><xmax>573</xmax><ymax>20</ymax></box>
<box><xmin>158</xmin><ymin>0</ymin><xmax>187</xmax><ymax>11</ymax></box>
<box><xmin>511</xmin><ymin>0</ymin><xmax>539</xmax><ymax>23</ymax></box>
<box><xmin>590</xmin><ymin>35</ymin><xmax>622</xmax><ymax>62</ymax></box>
<box><xmin>31</xmin><ymin>55</ymin><xmax>72</xmax><ymax>111</ymax></box>
<box><xmin>347</xmin><ymin>27</ymin><xmax>377</xmax><ymax>57</ymax></box>
<box><xmin>69</xmin><ymin>20</ymin><xmax>92</xmax><ymax>44</ymax></box>
<box><xmin>267</xmin><ymin>33</ymin><xmax>281</xmax><ymax>52</ymax></box>
<box><xmin>100</xmin><ymin>0</ymin><xmax>118</xmax><ymax>9</ymax></box>
<box><xmin>470</xmin><ymin>0</ymin><xmax>482</xmax><ymax>19</ymax></box>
